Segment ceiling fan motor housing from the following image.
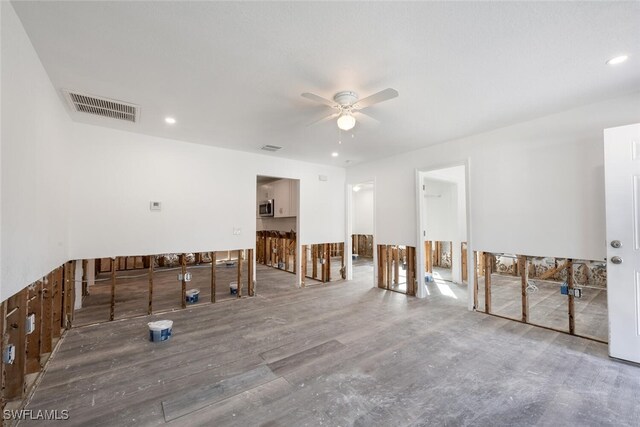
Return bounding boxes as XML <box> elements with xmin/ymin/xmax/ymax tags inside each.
<box><xmin>333</xmin><ymin>91</ymin><xmax>359</xmax><ymax>107</ymax></box>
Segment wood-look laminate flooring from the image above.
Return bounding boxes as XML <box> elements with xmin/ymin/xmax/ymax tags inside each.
<box><xmin>22</xmin><ymin>260</ymin><xmax>638</xmax><ymax>426</ymax></box>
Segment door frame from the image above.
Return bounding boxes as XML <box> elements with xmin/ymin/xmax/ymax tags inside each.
<box><xmin>415</xmin><ymin>159</ymin><xmax>473</xmax><ymax>308</ymax></box>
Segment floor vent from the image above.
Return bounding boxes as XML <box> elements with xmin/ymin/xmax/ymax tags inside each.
<box><xmin>64</xmin><ymin>91</ymin><xmax>138</xmax><ymax>122</ymax></box>
<box><xmin>261</xmin><ymin>144</ymin><xmax>283</xmax><ymax>152</ymax></box>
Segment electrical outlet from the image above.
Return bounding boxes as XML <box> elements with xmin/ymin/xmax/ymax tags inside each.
<box><xmin>177</xmin><ymin>272</ymin><xmax>193</xmax><ymax>282</ymax></box>
<box><xmin>26</xmin><ymin>314</ymin><xmax>36</xmax><ymax>334</ymax></box>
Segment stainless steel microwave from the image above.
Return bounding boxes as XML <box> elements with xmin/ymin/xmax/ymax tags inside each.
<box><xmin>259</xmin><ymin>199</ymin><xmax>274</xmax><ymax>217</ymax></box>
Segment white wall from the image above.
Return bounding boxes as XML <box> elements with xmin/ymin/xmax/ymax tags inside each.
<box><xmin>348</xmin><ymin>91</ymin><xmax>640</xmax><ymax>261</ymax></box>
<box><xmin>0</xmin><ymin>3</ymin><xmax>70</xmax><ymax>301</ymax></box>
<box><xmin>67</xmin><ymin>122</ymin><xmax>345</xmax><ymax>259</ymax></box>
<box><xmin>424</xmin><ymin>179</ymin><xmax>457</xmax><ymax>242</ymax></box>
<box><xmin>352</xmin><ymin>187</ymin><xmax>373</xmax><ymax>235</ymax></box>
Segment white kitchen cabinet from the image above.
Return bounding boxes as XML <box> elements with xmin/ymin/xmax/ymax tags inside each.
<box><xmin>289</xmin><ymin>180</ymin><xmax>298</xmax><ymax>216</ymax></box>
<box><xmin>272</xmin><ymin>179</ymin><xmax>296</xmax><ymax>218</ymax></box>
<box><xmin>273</xmin><ymin>179</ymin><xmax>289</xmax><ymax>217</ymax></box>
<box><xmin>258</xmin><ymin>179</ymin><xmax>297</xmax><ymax>218</ymax></box>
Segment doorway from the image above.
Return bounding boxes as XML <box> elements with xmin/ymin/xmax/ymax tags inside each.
<box><xmin>348</xmin><ymin>181</ymin><xmax>375</xmax><ymax>285</ymax></box>
<box><xmin>256</xmin><ymin>175</ymin><xmax>300</xmax><ymax>294</ymax></box>
<box><xmin>417</xmin><ymin>163</ymin><xmax>471</xmax><ymax>303</ymax></box>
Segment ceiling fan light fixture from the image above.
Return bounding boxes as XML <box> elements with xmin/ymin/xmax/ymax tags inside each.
<box><xmin>337</xmin><ymin>113</ymin><xmax>356</xmax><ymax>131</ymax></box>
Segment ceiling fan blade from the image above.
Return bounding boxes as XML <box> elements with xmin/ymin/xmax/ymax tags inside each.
<box><xmin>353</xmin><ymin>88</ymin><xmax>398</xmax><ymax>110</ymax></box>
<box><xmin>301</xmin><ymin>92</ymin><xmax>336</xmax><ymax>108</ymax></box>
<box><xmin>306</xmin><ymin>111</ymin><xmax>340</xmax><ymax>127</ymax></box>
<box><xmin>354</xmin><ymin>110</ymin><xmax>380</xmax><ymax>126</ymax></box>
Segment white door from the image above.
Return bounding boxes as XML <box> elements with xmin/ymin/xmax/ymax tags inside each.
<box><xmin>604</xmin><ymin>122</ymin><xmax>640</xmax><ymax>363</ymax></box>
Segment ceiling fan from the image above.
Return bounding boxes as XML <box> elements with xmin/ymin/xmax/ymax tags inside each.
<box><xmin>301</xmin><ymin>88</ymin><xmax>398</xmax><ymax>131</ymax></box>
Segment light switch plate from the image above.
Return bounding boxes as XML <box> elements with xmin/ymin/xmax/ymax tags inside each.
<box><xmin>150</xmin><ymin>201</ymin><xmax>162</xmax><ymax>211</ymax></box>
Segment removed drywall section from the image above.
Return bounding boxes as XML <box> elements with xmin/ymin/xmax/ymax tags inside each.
<box><xmin>347</xmin><ymin>91</ymin><xmax>640</xmax><ymax>261</ymax></box>
<box><xmin>1</xmin><ymin>2</ymin><xmax>70</xmax><ymax>301</ymax></box>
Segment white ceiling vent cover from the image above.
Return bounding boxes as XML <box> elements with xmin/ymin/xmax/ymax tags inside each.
<box><xmin>64</xmin><ymin>91</ymin><xmax>138</xmax><ymax>123</ymax></box>
<box><xmin>260</xmin><ymin>144</ymin><xmax>283</xmax><ymax>152</ymax></box>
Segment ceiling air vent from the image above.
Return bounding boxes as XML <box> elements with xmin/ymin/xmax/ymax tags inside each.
<box><xmin>64</xmin><ymin>91</ymin><xmax>138</xmax><ymax>123</ymax></box>
<box><xmin>261</xmin><ymin>144</ymin><xmax>283</xmax><ymax>152</ymax></box>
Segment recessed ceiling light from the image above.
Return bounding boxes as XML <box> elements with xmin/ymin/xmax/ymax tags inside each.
<box><xmin>606</xmin><ymin>55</ymin><xmax>628</xmax><ymax>65</ymax></box>
<box><xmin>165</xmin><ymin>117</ymin><xmax>176</xmax><ymax>124</ymax></box>
<box><xmin>331</xmin><ymin>152</ymin><xmax>339</xmax><ymax>157</ymax></box>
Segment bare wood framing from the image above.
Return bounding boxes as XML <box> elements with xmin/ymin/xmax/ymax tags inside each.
<box><xmin>82</xmin><ymin>259</ymin><xmax>89</xmax><ymax>296</ymax></box>
<box><xmin>325</xmin><ymin>244</ymin><xmax>331</xmax><ymax>282</ymax></box>
<box><xmin>484</xmin><ymin>253</ymin><xmax>492</xmax><ymax>313</ymax></box>
<box><xmin>284</xmin><ymin>238</ymin><xmax>290</xmax><ymax>271</ymax></box>
<box><xmin>461</xmin><ymin>243</ymin><xmax>468</xmax><ymax>283</ymax></box>
<box><xmin>61</xmin><ymin>263</ymin><xmax>69</xmax><ymax>328</ymax></box>
<box><xmin>110</xmin><ymin>258</ymin><xmax>116</xmax><ymax>321</ymax></box>
<box><xmin>237</xmin><ymin>250</ymin><xmax>243</xmax><ymax>298</ymax></box>
<box><xmin>379</xmin><ymin>245</ymin><xmax>388</xmax><ymax>289</ymax></box>
<box><xmin>52</xmin><ymin>268</ymin><xmax>63</xmax><ymax>337</ymax></box>
<box><xmin>519</xmin><ymin>255</ymin><xmax>529</xmax><ymax>323</ymax></box>
<box><xmin>393</xmin><ymin>246</ymin><xmax>400</xmax><ymax>284</ymax></box>
<box><xmin>301</xmin><ymin>245</ymin><xmax>307</xmax><ymax>287</ymax></box>
<box><xmin>181</xmin><ymin>254</ymin><xmax>187</xmax><ymax>309</ymax></box>
<box><xmin>0</xmin><ymin>300</ymin><xmax>5</xmax><ymax>414</ymax></box>
<box><xmin>148</xmin><ymin>256</ymin><xmax>153</xmax><ymax>315</ymax></box>
<box><xmin>386</xmin><ymin>245</ymin><xmax>392</xmax><ymax>287</ymax></box>
<box><xmin>26</xmin><ymin>281</ymin><xmax>43</xmax><ymax>374</ymax></box>
<box><xmin>68</xmin><ymin>261</ymin><xmax>76</xmax><ymax>326</ymax></box>
<box><xmin>567</xmin><ymin>258</ymin><xmax>575</xmax><ymax>334</ymax></box>
<box><xmin>341</xmin><ymin>242</ymin><xmax>346</xmax><ymax>279</ymax></box>
<box><xmin>312</xmin><ymin>245</ymin><xmax>318</xmax><ymax>279</ymax></box>
<box><xmin>248</xmin><ymin>249</ymin><xmax>255</xmax><ymax>296</ymax></box>
<box><xmin>407</xmin><ymin>246</ymin><xmax>416</xmax><ymax>296</ymax></box>
<box><xmin>41</xmin><ymin>273</ymin><xmax>53</xmax><ymax>354</ymax></box>
<box><xmin>292</xmin><ymin>237</ymin><xmax>297</xmax><ymax>274</ymax></box>
<box><xmin>211</xmin><ymin>252</ymin><xmax>217</xmax><ymax>303</ymax></box>
<box><xmin>539</xmin><ymin>261</ymin><xmax>569</xmax><ymax>280</ymax></box>
<box><xmin>4</xmin><ymin>289</ymin><xmax>28</xmax><ymax>399</ymax></box>
<box><xmin>473</xmin><ymin>252</ymin><xmax>479</xmax><ymax>309</ymax></box>
<box><xmin>377</xmin><ymin>246</ymin><xmax>383</xmax><ymax>288</ymax></box>
<box><xmin>425</xmin><ymin>241</ymin><xmax>433</xmax><ymax>273</ymax></box>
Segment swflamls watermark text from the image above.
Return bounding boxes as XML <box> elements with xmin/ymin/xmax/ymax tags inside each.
<box><xmin>3</xmin><ymin>409</ymin><xmax>69</xmax><ymax>421</ymax></box>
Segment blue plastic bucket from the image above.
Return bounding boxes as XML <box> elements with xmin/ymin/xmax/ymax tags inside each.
<box><xmin>148</xmin><ymin>320</ymin><xmax>173</xmax><ymax>342</ymax></box>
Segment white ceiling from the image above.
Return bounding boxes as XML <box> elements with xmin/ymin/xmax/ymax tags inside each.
<box><xmin>12</xmin><ymin>1</ymin><xmax>640</xmax><ymax>166</ymax></box>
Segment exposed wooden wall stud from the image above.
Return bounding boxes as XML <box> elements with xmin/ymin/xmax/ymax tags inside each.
<box><xmin>519</xmin><ymin>255</ymin><xmax>529</xmax><ymax>323</ymax></box>
<box><xmin>237</xmin><ymin>250</ymin><xmax>243</xmax><ymax>298</ymax></box>
<box><xmin>248</xmin><ymin>249</ymin><xmax>255</xmax><ymax>296</ymax></box>
<box><xmin>211</xmin><ymin>252</ymin><xmax>217</xmax><ymax>303</ymax></box>
<box><xmin>110</xmin><ymin>258</ymin><xmax>116</xmax><ymax>321</ymax></box>
<box><xmin>181</xmin><ymin>254</ymin><xmax>187</xmax><ymax>309</ymax></box>
<box><xmin>567</xmin><ymin>258</ymin><xmax>575</xmax><ymax>334</ymax></box>
<box><xmin>484</xmin><ymin>253</ymin><xmax>492</xmax><ymax>313</ymax></box>
<box><xmin>148</xmin><ymin>256</ymin><xmax>153</xmax><ymax>315</ymax></box>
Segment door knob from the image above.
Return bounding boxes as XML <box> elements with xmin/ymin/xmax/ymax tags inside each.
<box><xmin>611</xmin><ymin>256</ymin><xmax>623</xmax><ymax>264</ymax></box>
<box><xmin>611</xmin><ymin>240</ymin><xmax>622</xmax><ymax>248</ymax></box>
